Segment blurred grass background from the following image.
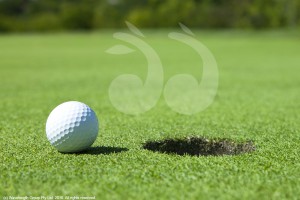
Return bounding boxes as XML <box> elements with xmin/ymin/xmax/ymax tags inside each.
<box><xmin>0</xmin><ymin>0</ymin><xmax>299</xmax><ymax>32</ymax></box>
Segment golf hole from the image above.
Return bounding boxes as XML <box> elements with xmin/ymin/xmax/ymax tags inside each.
<box><xmin>143</xmin><ymin>137</ymin><xmax>255</xmax><ymax>156</ymax></box>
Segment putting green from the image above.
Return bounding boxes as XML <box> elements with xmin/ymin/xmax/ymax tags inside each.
<box><xmin>0</xmin><ymin>30</ymin><xmax>299</xmax><ymax>199</ymax></box>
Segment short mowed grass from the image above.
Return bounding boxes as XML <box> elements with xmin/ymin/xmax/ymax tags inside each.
<box><xmin>0</xmin><ymin>30</ymin><xmax>300</xmax><ymax>199</ymax></box>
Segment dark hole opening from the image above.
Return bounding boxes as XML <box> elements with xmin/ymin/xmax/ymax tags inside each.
<box><xmin>143</xmin><ymin>137</ymin><xmax>255</xmax><ymax>156</ymax></box>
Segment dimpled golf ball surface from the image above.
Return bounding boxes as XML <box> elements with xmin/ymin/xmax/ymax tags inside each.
<box><xmin>46</xmin><ymin>101</ymin><xmax>99</xmax><ymax>153</ymax></box>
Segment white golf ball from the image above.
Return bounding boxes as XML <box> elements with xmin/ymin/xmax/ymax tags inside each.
<box><xmin>46</xmin><ymin>101</ymin><xmax>99</xmax><ymax>153</ymax></box>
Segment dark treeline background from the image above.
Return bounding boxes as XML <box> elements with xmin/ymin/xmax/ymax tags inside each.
<box><xmin>0</xmin><ymin>0</ymin><xmax>299</xmax><ymax>32</ymax></box>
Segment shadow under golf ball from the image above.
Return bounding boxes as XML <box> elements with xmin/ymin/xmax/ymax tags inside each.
<box><xmin>69</xmin><ymin>146</ymin><xmax>129</xmax><ymax>155</ymax></box>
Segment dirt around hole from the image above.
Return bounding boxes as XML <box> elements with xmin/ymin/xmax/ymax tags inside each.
<box><xmin>143</xmin><ymin>137</ymin><xmax>255</xmax><ymax>156</ymax></box>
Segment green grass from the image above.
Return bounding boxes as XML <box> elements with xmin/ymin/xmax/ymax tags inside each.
<box><xmin>1</xmin><ymin>30</ymin><xmax>300</xmax><ymax>199</ymax></box>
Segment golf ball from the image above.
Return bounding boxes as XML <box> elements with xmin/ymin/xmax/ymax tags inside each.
<box><xmin>46</xmin><ymin>101</ymin><xmax>99</xmax><ymax>153</ymax></box>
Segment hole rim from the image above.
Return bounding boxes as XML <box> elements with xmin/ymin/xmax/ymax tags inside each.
<box><xmin>143</xmin><ymin>136</ymin><xmax>256</xmax><ymax>156</ymax></box>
